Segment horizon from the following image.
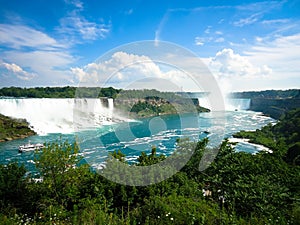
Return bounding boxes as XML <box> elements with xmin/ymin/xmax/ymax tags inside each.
<box><xmin>0</xmin><ymin>0</ymin><xmax>299</xmax><ymax>91</ymax></box>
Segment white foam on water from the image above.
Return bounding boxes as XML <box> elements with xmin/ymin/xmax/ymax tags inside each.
<box><xmin>0</xmin><ymin>98</ymin><xmax>117</xmax><ymax>135</ymax></box>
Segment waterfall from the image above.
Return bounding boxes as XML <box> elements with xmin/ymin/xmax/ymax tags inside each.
<box><xmin>197</xmin><ymin>97</ymin><xmax>251</xmax><ymax>111</ymax></box>
<box><xmin>225</xmin><ymin>98</ymin><xmax>251</xmax><ymax>111</ymax></box>
<box><xmin>197</xmin><ymin>97</ymin><xmax>211</xmax><ymax>110</ymax></box>
<box><xmin>108</xmin><ymin>98</ymin><xmax>114</xmax><ymax>113</ymax></box>
<box><xmin>0</xmin><ymin>98</ymin><xmax>114</xmax><ymax>134</ymax></box>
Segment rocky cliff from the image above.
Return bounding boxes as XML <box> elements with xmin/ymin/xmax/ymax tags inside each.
<box><xmin>250</xmin><ymin>98</ymin><xmax>300</xmax><ymax>119</ymax></box>
<box><xmin>0</xmin><ymin>114</ymin><xmax>36</xmax><ymax>142</ymax></box>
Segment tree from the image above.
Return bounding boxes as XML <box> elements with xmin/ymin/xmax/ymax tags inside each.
<box><xmin>34</xmin><ymin>140</ymin><xmax>88</xmax><ymax>210</ymax></box>
<box><xmin>0</xmin><ymin>162</ymin><xmax>27</xmax><ymax>211</ymax></box>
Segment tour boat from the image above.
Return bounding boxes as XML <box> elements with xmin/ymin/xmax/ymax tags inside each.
<box><xmin>18</xmin><ymin>141</ymin><xmax>44</xmax><ymax>153</ymax></box>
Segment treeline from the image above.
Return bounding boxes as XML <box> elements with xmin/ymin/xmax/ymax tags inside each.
<box><xmin>231</xmin><ymin>89</ymin><xmax>300</xmax><ymax>99</ymax></box>
<box><xmin>117</xmin><ymin>89</ymin><xmax>184</xmax><ymax>100</ymax></box>
<box><xmin>0</xmin><ymin>86</ymin><xmax>120</xmax><ymax>98</ymax></box>
<box><xmin>1</xmin><ymin>110</ymin><xmax>300</xmax><ymax>224</ymax></box>
<box><xmin>0</xmin><ymin>86</ymin><xmax>188</xmax><ymax>100</ymax></box>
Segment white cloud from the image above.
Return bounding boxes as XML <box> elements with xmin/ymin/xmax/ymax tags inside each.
<box><xmin>210</xmin><ymin>48</ymin><xmax>272</xmax><ymax>78</ymax></box>
<box><xmin>261</xmin><ymin>19</ymin><xmax>290</xmax><ymax>25</ymax></box>
<box><xmin>64</xmin><ymin>0</ymin><xmax>84</xmax><ymax>10</ymax></box>
<box><xmin>72</xmin><ymin>51</ymin><xmax>162</xmax><ymax>84</ymax></box>
<box><xmin>71</xmin><ymin>51</ymin><xmax>195</xmax><ymax>90</ymax></box>
<box><xmin>233</xmin><ymin>13</ymin><xmax>261</xmax><ymax>27</ymax></box>
<box><xmin>0</xmin><ymin>24</ymin><xmax>65</xmax><ymax>49</ymax></box>
<box><xmin>3</xmin><ymin>50</ymin><xmax>75</xmax><ymax>85</ymax></box>
<box><xmin>58</xmin><ymin>0</ymin><xmax>110</xmax><ymax>42</ymax></box>
<box><xmin>195</xmin><ymin>37</ymin><xmax>205</xmax><ymax>46</ymax></box>
<box><xmin>59</xmin><ymin>15</ymin><xmax>110</xmax><ymax>41</ymax></box>
<box><xmin>204</xmin><ymin>26</ymin><xmax>211</xmax><ymax>34</ymax></box>
<box><xmin>244</xmin><ymin>33</ymin><xmax>300</xmax><ymax>78</ymax></box>
<box><xmin>0</xmin><ymin>62</ymin><xmax>36</xmax><ymax>80</ymax></box>
<box><xmin>195</xmin><ymin>36</ymin><xmax>224</xmax><ymax>46</ymax></box>
<box><xmin>215</xmin><ymin>37</ymin><xmax>225</xmax><ymax>43</ymax></box>
<box><xmin>0</xmin><ymin>23</ymin><xmax>76</xmax><ymax>85</ymax></box>
<box><xmin>125</xmin><ymin>9</ymin><xmax>133</xmax><ymax>15</ymax></box>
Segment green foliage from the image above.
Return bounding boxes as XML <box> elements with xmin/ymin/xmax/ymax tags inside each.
<box><xmin>136</xmin><ymin>146</ymin><xmax>166</xmax><ymax>166</ymax></box>
<box><xmin>0</xmin><ymin>114</ymin><xmax>35</xmax><ymax>142</ymax></box>
<box><xmin>234</xmin><ymin>108</ymin><xmax>300</xmax><ymax>160</ymax></box>
<box><xmin>0</xmin><ymin>86</ymin><xmax>120</xmax><ymax>98</ymax></box>
<box><xmin>0</xmin><ymin>162</ymin><xmax>27</xmax><ymax>212</ymax></box>
<box><xmin>232</xmin><ymin>89</ymin><xmax>300</xmax><ymax>99</ymax></box>
<box><xmin>0</xmin><ymin>113</ymin><xmax>299</xmax><ymax>225</ymax></box>
<box><xmin>110</xmin><ymin>149</ymin><xmax>126</xmax><ymax>162</ymax></box>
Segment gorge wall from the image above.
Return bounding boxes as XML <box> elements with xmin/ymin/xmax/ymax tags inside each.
<box><xmin>249</xmin><ymin>98</ymin><xmax>300</xmax><ymax>119</ymax></box>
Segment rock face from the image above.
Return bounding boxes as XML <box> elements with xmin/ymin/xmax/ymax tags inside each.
<box><xmin>115</xmin><ymin>97</ymin><xmax>210</xmax><ymax>118</ymax></box>
<box><xmin>249</xmin><ymin>98</ymin><xmax>300</xmax><ymax>119</ymax></box>
<box><xmin>0</xmin><ymin>114</ymin><xmax>36</xmax><ymax>142</ymax></box>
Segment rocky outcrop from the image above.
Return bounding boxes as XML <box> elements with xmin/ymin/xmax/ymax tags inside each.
<box><xmin>0</xmin><ymin>114</ymin><xmax>36</xmax><ymax>142</ymax></box>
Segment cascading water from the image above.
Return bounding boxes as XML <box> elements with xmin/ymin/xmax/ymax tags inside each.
<box><xmin>225</xmin><ymin>98</ymin><xmax>251</xmax><ymax>111</ymax></box>
<box><xmin>197</xmin><ymin>97</ymin><xmax>211</xmax><ymax>110</ymax></box>
<box><xmin>0</xmin><ymin>98</ymin><xmax>115</xmax><ymax>134</ymax></box>
<box><xmin>197</xmin><ymin>97</ymin><xmax>251</xmax><ymax>111</ymax></box>
<box><xmin>108</xmin><ymin>98</ymin><xmax>114</xmax><ymax>113</ymax></box>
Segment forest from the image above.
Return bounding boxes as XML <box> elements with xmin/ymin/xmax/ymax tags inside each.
<box><xmin>0</xmin><ymin>109</ymin><xmax>299</xmax><ymax>224</ymax></box>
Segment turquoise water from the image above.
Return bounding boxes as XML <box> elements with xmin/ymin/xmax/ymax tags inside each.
<box><xmin>0</xmin><ymin>110</ymin><xmax>275</xmax><ymax>171</ymax></box>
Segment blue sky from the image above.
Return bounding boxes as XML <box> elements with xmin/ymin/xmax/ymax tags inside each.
<box><xmin>0</xmin><ymin>0</ymin><xmax>299</xmax><ymax>91</ymax></box>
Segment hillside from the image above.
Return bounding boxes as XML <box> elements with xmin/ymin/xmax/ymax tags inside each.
<box><xmin>234</xmin><ymin>108</ymin><xmax>300</xmax><ymax>165</ymax></box>
<box><xmin>0</xmin><ymin>114</ymin><xmax>36</xmax><ymax>142</ymax></box>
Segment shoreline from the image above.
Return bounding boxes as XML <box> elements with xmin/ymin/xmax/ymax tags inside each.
<box><xmin>228</xmin><ymin>137</ymin><xmax>273</xmax><ymax>153</ymax></box>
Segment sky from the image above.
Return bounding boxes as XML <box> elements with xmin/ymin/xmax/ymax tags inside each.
<box><xmin>0</xmin><ymin>0</ymin><xmax>299</xmax><ymax>91</ymax></box>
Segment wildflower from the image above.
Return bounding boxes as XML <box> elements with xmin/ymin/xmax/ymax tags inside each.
<box><xmin>170</xmin><ymin>217</ymin><xmax>174</xmax><ymax>221</ymax></box>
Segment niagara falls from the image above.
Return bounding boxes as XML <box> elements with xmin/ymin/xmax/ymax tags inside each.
<box><xmin>1</xmin><ymin>0</ymin><xmax>300</xmax><ymax>223</ymax></box>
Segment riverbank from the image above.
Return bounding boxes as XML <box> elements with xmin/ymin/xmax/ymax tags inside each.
<box><xmin>228</xmin><ymin>137</ymin><xmax>273</xmax><ymax>153</ymax></box>
<box><xmin>0</xmin><ymin>114</ymin><xmax>36</xmax><ymax>142</ymax></box>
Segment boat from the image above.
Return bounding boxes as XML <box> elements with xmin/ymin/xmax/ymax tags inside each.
<box><xmin>19</xmin><ymin>141</ymin><xmax>44</xmax><ymax>153</ymax></box>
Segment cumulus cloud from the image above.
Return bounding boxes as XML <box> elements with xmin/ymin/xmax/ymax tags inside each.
<box><xmin>72</xmin><ymin>52</ymin><xmax>161</xmax><ymax>84</ymax></box>
<box><xmin>244</xmin><ymin>33</ymin><xmax>300</xmax><ymax>79</ymax></box>
<box><xmin>210</xmin><ymin>48</ymin><xmax>272</xmax><ymax>77</ymax></box>
<box><xmin>71</xmin><ymin>51</ymin><xmax>191</xmax><ymax>89</ymax></box>
<box><xmin>0</xmin><ymin>62</ymin><xmax>36</xmax><ymax>80</ymax></box>
<box><xmin>0</xmin><ymin>22</ymin><xmax>76</xmax><ymax>85</ymax></box>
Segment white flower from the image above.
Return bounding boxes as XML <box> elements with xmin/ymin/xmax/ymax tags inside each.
<box><xmin>170</xmin><ymin>217</ymin><xmax>174</xmax><ymax>220</ymax></box>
